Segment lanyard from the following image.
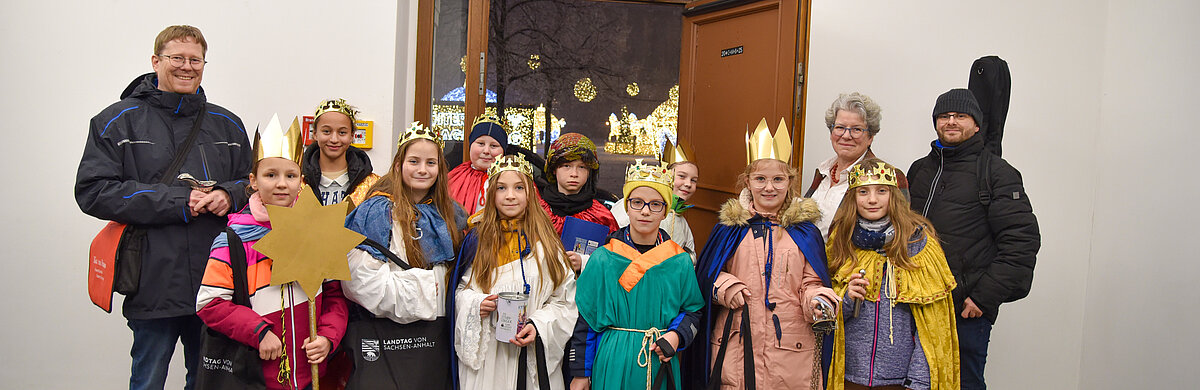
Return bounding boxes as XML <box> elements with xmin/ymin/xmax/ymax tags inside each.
<box><xmin>516</xmin><ymin>230</ymin><xmax>531</xmax><ymax>294</ymax></box>
<box><xmin>623</xmin><ymin>228</ymin><xmax>664</xmax><ymax>248</ymax></box>
<box><xmin>752</xmin><ymin>220</ymin><xmax>779</xmax><ymax>311</ymax></box>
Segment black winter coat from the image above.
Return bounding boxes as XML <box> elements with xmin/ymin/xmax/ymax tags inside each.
<box><xmin>907</xmin><ymin>135</ymin><xmax>1040</xmax><ymax>323</ymax></box>
<box><xmin>301</xmin><ymin>142</ymin><xmax>374</xmax><ymax>204</ymax></box>
<box><xmin>76</xmin><ymin>73</ymin><xmax>253</xmax><ymax>320</ymax></box>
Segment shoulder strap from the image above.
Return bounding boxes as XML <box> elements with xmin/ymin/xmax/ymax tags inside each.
<box><xmin>740</xmin><ymin>308</ymin><xmax>756</xmax><ymax>389</ymax></box>
<box><xmin>707</xmin><ymin>308</ymin><xmax>755</xmax><ymax>390</ymax></box>
<box><xmin>651</xmin><ymin>358</ymin><xmax>676</xmax><ymax>390</ymax></box>
<box><xmin>515</xmin><ymin>335</ymin><xmax>552</xmax><ymax>390</ymax></box>
<box><xmin>359</xmin><ymin>237</ymin><xmax>413</xmax><ymax>270</ymax></box>
<box><xmin>977</xmin><ymin>152</ymin><xmax>994</xmax><ymax>207</ymax></box>
<box><xmin>159</xmin><ymin>105</ymin><xmax>209</xmax><ymax>185</ymax></box>
<box><xmin>803</xmin><ymin>169</ymin><xmax>823</xmax><ymax>198</ymax></box>
<box><xmin>707</xmin><ymin>309</ymin><xmax>735</xmax><ymax>390</ymax></box>
<box><xmin>224</xmin><ymin>227</ymin><xmax>251</xmax><ymax>307</ymax></box>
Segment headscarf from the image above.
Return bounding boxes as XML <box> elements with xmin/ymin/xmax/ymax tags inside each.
<box><xmin>541</xmin><ymin>133</ymin><xmax>600</xmax><ymax>215</ymax></box>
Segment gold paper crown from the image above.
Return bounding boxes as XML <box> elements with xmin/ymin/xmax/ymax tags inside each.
<box><xmin>624</xmin><ymin>159</ymin><xmax>673</xmax><ymax>187</ymax></box>
<box><xmin>848</xmin><ymin>162</ymin><xmax>899</xmax><ymax>189</ymax></box>
<box><xmin>623</xmin><ymin>159</ymin><xmax>675</xmax><ymax>209</ymax></box>
<box><xmin>398</xmin><ymin>121</ymin><xmax>443</xmax><ymax>149</ymax></box>
<box><xmin>471</xmin><ymin>113</ymin><xmax>510</xmax><ymax>132</ymax></box>
<box><xmin>313</xmin><ymin>98</ymin><xmax>358</xmax><ymax>126</ymax></box>
<box><xmin>254</xmin><ymin>113</ymin><xmax>303</xmax><ymax>163</ymax></box>
<box><xmin>745</xmin><ymin>118</ymin><xmax>793</xmax><ymax>164</ymax></box>
<box><xmin>487</xmin><ymin>155</ymin><xmax>534</xmax><ymax>178</ymax></box>
<box><xmin>660</xmin><ymin>141</ymin><xmax>693</xmax><ymax>165</ymax></box>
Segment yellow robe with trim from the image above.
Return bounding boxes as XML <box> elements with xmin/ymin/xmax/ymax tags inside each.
<box><xmin>826</xmin><ymin>233</ymin><xmax>960</xmax><ymax>390</ymax></box>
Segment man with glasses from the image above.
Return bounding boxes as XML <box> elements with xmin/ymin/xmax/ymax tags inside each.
<box><xmin>76</xmin><ymin>25</ymin><xmax>252</xmax><ymax>390</ymax></box>
<box><xmin>907</xmin><ymin>88</ymin><xmax>1040</xmax><ymax>390</ymax></box>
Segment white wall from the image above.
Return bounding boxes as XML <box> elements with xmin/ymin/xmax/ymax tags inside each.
<box><xmin>0</xmin><ymin>1</ymin><xmax>412</xmax><ymax>387</ymax></box>
<box><xmin>1080</xmin><ymin>0</ymin><xmax>1200</xmax><ymax>387</ymax></box>
<box><xmin>3</xmin><ymin>0</ymin><xmax>1196</xmax><ymax>388</ymax></box>
<box><xmin>803</xmin><ymin>1</ymin><xmax>1197</xmax><ymax>388</ymax></box>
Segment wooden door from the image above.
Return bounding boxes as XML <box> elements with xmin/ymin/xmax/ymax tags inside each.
<box><xmin>678</xmin><ymin>0</ymin><xmax>811</xmax><ymax>250</ymax></box>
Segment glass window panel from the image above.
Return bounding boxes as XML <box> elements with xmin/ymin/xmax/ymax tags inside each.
<box><xmin>430</xmin><ymin>0</ymin><xmax>471</xmax><ymax>165</ymax></box>
<box><xmin>485</xmin><ymin>0</ymin><xmax>683</xmax><ymax>201</ymax></box>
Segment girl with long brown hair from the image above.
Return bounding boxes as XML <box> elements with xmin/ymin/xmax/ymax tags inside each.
<box><xmin>825</xmin><ymin>158</ymin><xmax>959</xmax><ymax>390</ymax></box>
<box><xmin>451</xmin><ymin>155</ymin><xmax>577</xmax><ymax>390</ymax></box>
<box><xmin>339</xmin><ymin>122</ymin><xmax>467</xmax><ymax>388</ymax></box>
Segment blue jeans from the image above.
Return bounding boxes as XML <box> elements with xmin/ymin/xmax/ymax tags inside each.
<box><xmin>957</xmin><ymin>316</ymin><xmax>992</xmax><ymax>390</ymax></box>
<box><xmin>127</xmin><ymin>315</ymin><xmax>202</xmax><ymax>390</ymax></box>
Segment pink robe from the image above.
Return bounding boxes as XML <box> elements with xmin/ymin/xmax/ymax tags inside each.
<box><xmin>710</xmin><ymin>228</ymin><xmax>837</xmax><ymax>389</ymax></box>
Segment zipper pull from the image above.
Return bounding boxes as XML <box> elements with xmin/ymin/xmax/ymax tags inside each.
<box><xmin>772</xmin><ymin>314</ymin><xmax>782</xmax><ymax>342</ymax></box>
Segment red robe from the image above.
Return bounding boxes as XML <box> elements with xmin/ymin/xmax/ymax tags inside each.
<box><xmin>537</xmin><ymin>197</ymin><xmax>619</xmax><ymax>235</ymax></box>
<box><xmin>448</xmin><ymin>161</ymin><xmax>488</xmax><ymax>215</ymax></box>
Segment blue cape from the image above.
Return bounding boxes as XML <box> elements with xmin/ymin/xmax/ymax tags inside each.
<box><xmin>680</xmin><ymin>216</ymin><xmax>833</xmax><ymax>389</ymax></box>
<box><xmin>446</xmin><ymin>230</ymin><xmax>481</xmax><ymax>390</ymax></box>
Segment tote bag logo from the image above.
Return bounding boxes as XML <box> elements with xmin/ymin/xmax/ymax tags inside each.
<box><xmin>362</xmin><ymin>338</ymin><xmax>380</xmax><ymax>362</ymax></box>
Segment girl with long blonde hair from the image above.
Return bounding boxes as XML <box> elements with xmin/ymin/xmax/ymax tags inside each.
<box><xmin>825</xmin><ymin>158</ymin><xmax>959</xmax><ymax>390</ymax></box>
<box><xmin>450</xmin><ymin>155</ymin><xmax>577</xmax><ymax>390</ymax></box>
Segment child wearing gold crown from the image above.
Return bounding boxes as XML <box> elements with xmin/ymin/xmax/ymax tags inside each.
<box><xmin>610</xmin><ymin>143</ymin><xmax>699</xmax><ymax>256</ymax></box>
<box><xmin>449</xmin><ymin>114</ymin><xmax>510</xmax><ymax>215</ymax></box>
<box><xmin>683</xmin><ymin>119</ymin><xmax>839</xmax><ymax>390</ymax></box>
<box><xmin>196</xmin><ymin>130</ymin><xmax>349</xmax><ymax>390</ymax></box>
<box><xmin>449</xmin><ymin>155</ymin><xmax>577</xmax><ymax>390</ymax></box>
<box><xmin>302</xmin><ymin>98</ymin><xmax>379</xmax><ymax>207</ymax></box>
<box><xmin>825</xmin><ymin>158</ymin><xmax>959</xmax><ymax>390</ymax></box>
<box><xmin>338</xmin><ymin>122</ymin><xmax>467</xmax><ymax>388</ymax></box>
<box><xmin>568</xmin><ymin>159</ymin><xmax>704</xmax><ymax>390</ymax></box>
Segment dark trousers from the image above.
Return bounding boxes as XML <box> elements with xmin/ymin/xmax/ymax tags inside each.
<box><xmin>956</xmin><ymin>316</ymin><xmax>993</xmax><ymax>390</ymax></box>
<box><xmin>127</xmin><ymin>315</ymin><xmax>203</xmax><ymax>390</ymax></box>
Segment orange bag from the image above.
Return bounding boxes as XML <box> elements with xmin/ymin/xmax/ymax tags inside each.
<box><xmin>88</xmin><ymin>221</ymin><xmax>126</xmax><ymax>313</ymax></box>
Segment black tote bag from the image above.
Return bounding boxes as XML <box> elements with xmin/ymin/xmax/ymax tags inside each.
<box><xmin>195</xmin><ymin>228</ymin><xmax>267</xmax><ymax>390</ymax></box>
<box><xmin>342</xmin><ymin>238</ymin><xmax>452</xmax><ymax>390</ymax></box>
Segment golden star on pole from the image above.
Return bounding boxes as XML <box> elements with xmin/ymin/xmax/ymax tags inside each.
<box><xmin>254</xmin><ymin>189</ymin><xmax>362</xmax><ymax>297</ymax></box>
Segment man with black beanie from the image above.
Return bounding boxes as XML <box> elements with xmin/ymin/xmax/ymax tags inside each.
<box><xmin>907</xmin><ymin>88</ymin><xmax>1041</xmax><ymax>389</ymax></box>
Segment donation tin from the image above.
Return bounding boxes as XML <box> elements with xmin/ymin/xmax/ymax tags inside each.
<box><xmin>495</xmin><ymin>292</ymin><xmax>529</xmax><ymax>343</ymax></box>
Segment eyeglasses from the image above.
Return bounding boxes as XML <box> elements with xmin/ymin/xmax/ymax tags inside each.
<box><xmin>831</xmin><ymin>125</ymin><xmax>867</xmax><ymax>139</ymax></box>
<box><xmin>749</xmin><ymin>176</ymin><xmax>789</xmax><ymax>189</ymax></box>
<box><xmin>627</xmin><ymin>198</ymin><xmax>667</xmax><ymax>213</ymax></box>
<box><xmin>158</xmin><ymin>54</ymin><xmax>207</xmax><ymax>69</ymax></box>
<box><xmin>936</xmin><ymin>113</ymin><xmax>972</xmax><ymax>123</ymax></box>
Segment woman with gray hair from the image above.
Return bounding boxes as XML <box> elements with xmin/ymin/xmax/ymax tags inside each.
<box><xmin>804</xmin><ymin>92</ymin><xmax>908</xmax><ymax>238</ymax></box>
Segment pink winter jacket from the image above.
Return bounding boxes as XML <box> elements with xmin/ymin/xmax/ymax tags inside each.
<box><xmin>709</xmin><ymin>195</ymin><xmax>838</xmax><ymax>389</ymax></box>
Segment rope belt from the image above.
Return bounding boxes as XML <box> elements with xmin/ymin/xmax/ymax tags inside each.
<box><xmin>609</xmin><ymin>326</ymin><xmax>664</xmax><ymax>390</ymax></box>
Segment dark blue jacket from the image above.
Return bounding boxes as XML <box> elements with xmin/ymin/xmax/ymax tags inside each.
<box><xmin>76</xmin><ymin>73</ymin><xmax>252</xmax><ymax>320</ymax></box>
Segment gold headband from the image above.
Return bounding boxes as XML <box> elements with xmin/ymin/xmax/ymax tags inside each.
<box><xmin>398</xmin><ymin>121</ymin><xmax>443</xmax><ymax>149</ymax></box>
<box><xmin>313</xmin><ymin>98</ymin><xmax>358</xmax><ymax>126</ymax></box>
<box><xmin>848</xmin><ymin>162</ymin><xmax>899</xmax><ymax>189</ymax></box>
<box><xmin>472</xmin><ymin>113</ymin><xmax>508</xmax><ymax>132</ymax></box>
<box><xmin>487</xmin><ymin>155</ymin><xmax>534</xmax><ymax>179</ymax></box>
<box><xmin>623</xmin><ymin>159</ymin><xmax>675</xmax><ymax>209</ymax></box>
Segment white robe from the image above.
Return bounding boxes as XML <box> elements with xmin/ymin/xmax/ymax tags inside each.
<box><xmin>455</xmin><ymin>243</ymin><xmax>577</xmax><ymax>390</ymax></box>
<box><xmin>342</xmin><ymin>221</ymin><xmax>449</xmax><ymax>322</ymax></box>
